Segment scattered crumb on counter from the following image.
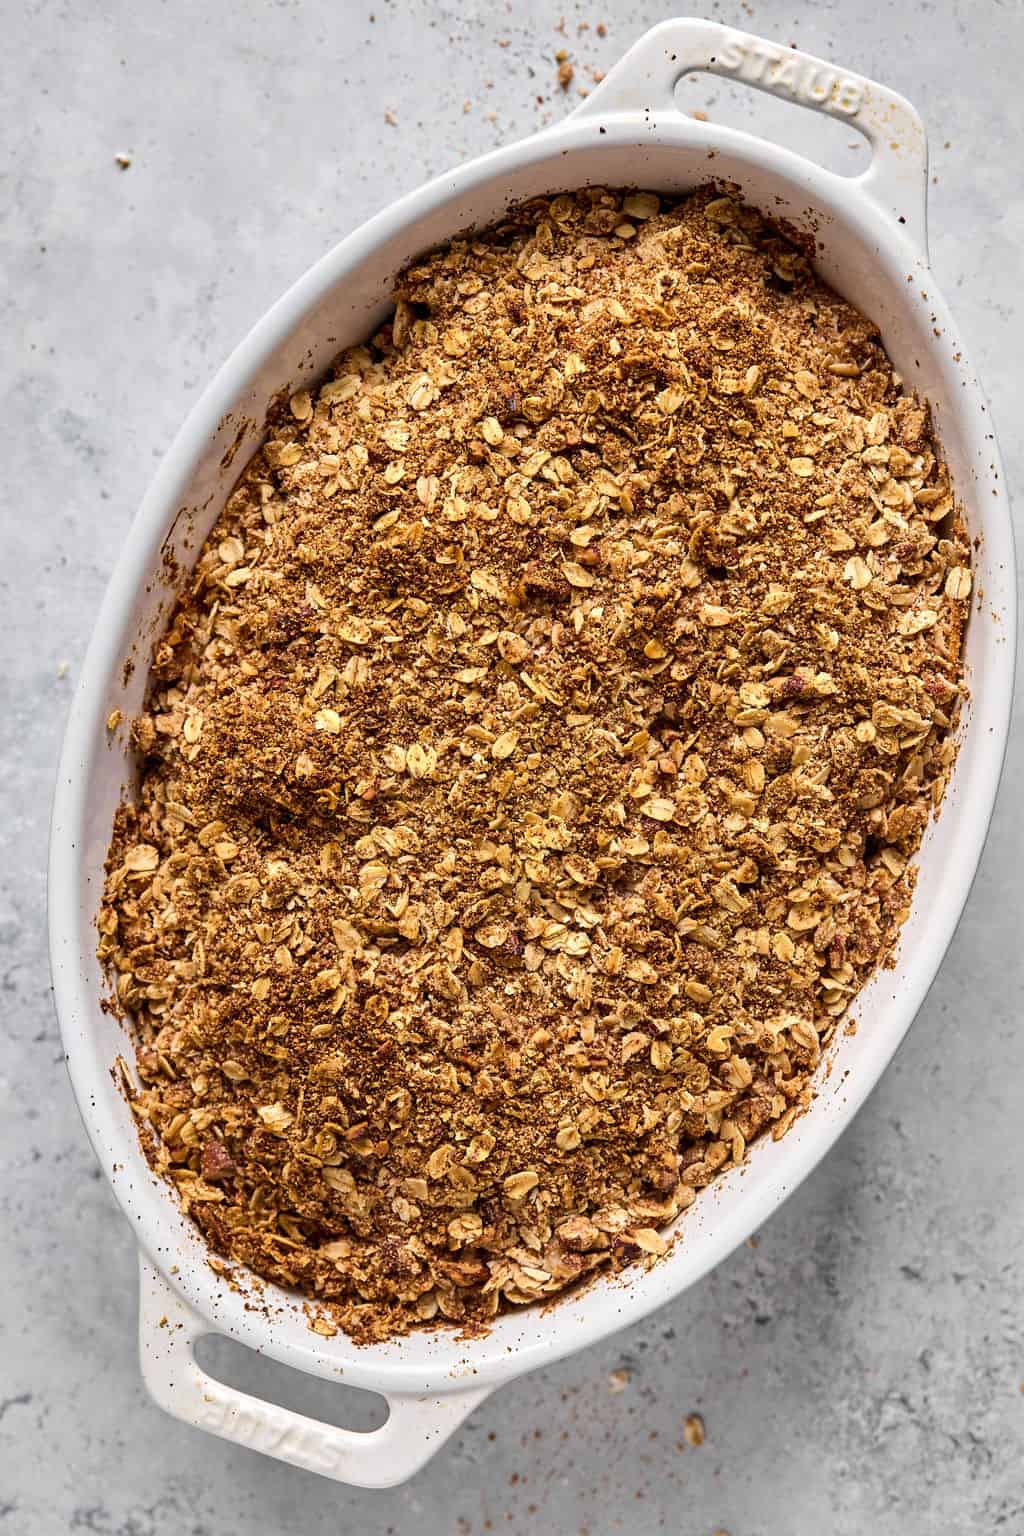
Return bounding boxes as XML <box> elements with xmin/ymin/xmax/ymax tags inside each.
<box><xmin>684</xmin><ymin>1413</ymin><xmax>706</xmax><ymax>1447</ymax></box>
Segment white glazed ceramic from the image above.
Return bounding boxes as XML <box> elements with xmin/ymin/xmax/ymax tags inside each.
<box><xmin>49</xmin><ymin>18</ymin><xmax>1015</xmax><ymax>1490</ymax></box>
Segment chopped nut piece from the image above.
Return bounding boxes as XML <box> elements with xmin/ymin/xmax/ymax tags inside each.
<box><xmin>201</xmin><ymin>1140</ymin><xmax>236</xmax><ymax>1181</ymax></box>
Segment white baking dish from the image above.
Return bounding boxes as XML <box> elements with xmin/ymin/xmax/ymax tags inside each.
<box><xmin>49</xmin><ymin>18</ymin><xmax>1015</xmax><ymax>1489</ymax></box>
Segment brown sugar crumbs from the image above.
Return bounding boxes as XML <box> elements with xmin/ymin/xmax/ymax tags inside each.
<box><xmin>100</xmin><ymin>187</ymin><xmax>969</xmax><ymax>1343</ymax></box>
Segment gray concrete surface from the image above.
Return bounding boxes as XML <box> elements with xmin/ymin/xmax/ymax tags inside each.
<box><xmin>3</xmin><ymin>1</ymin><xmax>1022</xmax><ymax>1531</ymax></box>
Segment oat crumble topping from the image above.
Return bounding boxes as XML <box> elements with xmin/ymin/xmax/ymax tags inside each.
<box><xmin>100</xmin><ymin>187</ymin><xmax>969</xmax><ymax>1342</ymax></box>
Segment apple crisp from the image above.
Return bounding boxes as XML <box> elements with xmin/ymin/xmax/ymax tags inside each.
<box><xmin>100</xmin><ymin>186</ymin><xmax>969</xmax><ymax>1342</ymax></box>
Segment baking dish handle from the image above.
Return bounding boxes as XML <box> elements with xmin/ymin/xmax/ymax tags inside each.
<box><xmin>570</xmin><ymin>18</ymin><xmax>928</xmax><ymax>257</ymax></box>
<box><xmin>138</xmin><ymin>1257</ymin><xmax>490</xmax><ymax>1489</ymax></box>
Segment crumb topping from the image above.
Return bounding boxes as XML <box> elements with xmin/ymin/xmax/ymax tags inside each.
<box><xmin>101</xmin><ymin>187</ymin><xmax>968</xmax><ymax>1342</ymax></box>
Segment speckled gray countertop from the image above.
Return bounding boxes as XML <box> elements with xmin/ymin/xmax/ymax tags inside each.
<box><xmin>3</xmin><ymin>2</ymin><xmax>1023</xmax><ymax>1532</ymax></box>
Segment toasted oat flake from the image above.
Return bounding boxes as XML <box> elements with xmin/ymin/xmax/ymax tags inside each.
<box><xmin>699</xmin><ymin>604</ymin><xmax>734</xmax><ymax>627</ymax></box>
<box><xmin>123</xmin><ymin>843</ymin><xmax>160</xmax><ymax>873</ymax></box>
<box><xmin>793</xmin><ymin>369</ymin><xmax>820</xmax><ymax>399</ymax></box>
<box><xmin>257</xmin><ymin>1102</ymin><xmax>294</xmax><ymax>1135</ymax></box>
<box><xmin>656</xmin><ymin>384</ymin><xmax>687</xmax><ymax>415</ymax></box>
<box><xmin>504</xmin><ymin>1170</ymin><xmax>540</xmax><ymax>1200</ymax></box>
<box><xmin>490</xmin><ymin>729</ymin><xmax>519</xmax><ymax>760</ymax></box>
<box><xmin>844</xmin><ymin>554</ymin><xmax>873</xmax><ymax>590</ymax></box>
<box><xmin>101</xmin><ymin>185</ymin><xmax>967</xmax><ymax>1347</ymax></box>
<box><xmin>308</xmin><ymin>1315</ymin><xmax>338</xmax><ymax>1337</ymax></box>
<box><xmin>631</xmin><ymin>1226</ymin><xmax>669</xmax><ymax>1256</ymax></box>
<box><xmin>945</xmin><ymin>566</ymin><xmax>972</xmax><ymax>600</ymax></box>
<box><xmin>622</xmin><ymin>191</ymin><xmax>660</xmax><ymax>221</ymax></box>
<box><xmin>645</xmin><ymin>797</ymin><xmax>677</xmax><ymax>823</ymax></box>
<box><xmin>898</xmin><ymin>607</ymin><xmax>939</xmax><ymax>636</ymax></box>
<box><xmin>562</xmin><ymin>560</ymin><xmax>595</xmax><ymax>588</ymax></box>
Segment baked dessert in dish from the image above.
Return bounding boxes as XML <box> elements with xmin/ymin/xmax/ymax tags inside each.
<box><xmin>101</xmin><ymin>186</ymin><xmax>968</xmax><ymax>1342</ymax></box>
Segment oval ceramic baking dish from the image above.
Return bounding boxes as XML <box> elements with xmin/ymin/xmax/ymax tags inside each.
<box><xmin>49</xmin><ymin>18</ymin><xmax>1015</xmax><ymax>1490</ymax></box>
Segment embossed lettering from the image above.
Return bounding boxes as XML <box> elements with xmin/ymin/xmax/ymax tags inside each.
<box><xmin>802</xmin><ymin>67</ymin><xmax>832</xmax><ymax>102</ymax></box>
<box><xmin>234</xmin><ymin>1404</ymin><xmax>260</xmax><ymax>1445</ymax></box>
<box><xmin>833</xmin><ymin>79</ymin><xmax>864</xmax><ymax>115</ymax></box>
<box><xmin>769</xmin><ymin>56</ymin><xmax>800</xmax><ymax>90</ymax></box>
<box><xmin>744</xmin><ymin>42</ymin><xmax>774</xmax><ymax>81</ymax></box>
<box><xmin>287</xmin><ymin>1421</ymin><xmax>343</xmax><ymax>1474</ymax></box>
<box><xmin>198</xmin><ymin>1395</ymin><xmax>231</xmax><ymax>1433</ymax></box>
<box><xmin>194</xmin><ymin>1380</ymin><xmax>356</xmax><ymax>1475</ymax></box>
<box><xmin>713</xmin><ymin>32</ymin><xmax>862</xmax><ymax>118</ymax></box>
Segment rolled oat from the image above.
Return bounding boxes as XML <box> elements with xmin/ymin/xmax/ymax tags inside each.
<box><xmin>100</xmin><ymin>186</ymin><xmax>968</xmax><ymax>1341</ymax></box>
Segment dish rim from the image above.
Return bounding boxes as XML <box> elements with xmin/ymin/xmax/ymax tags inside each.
<box><xmin>49</xmin><ymin>42</ymin><xmax>1016</xmax><ymax>1402</ymax></box>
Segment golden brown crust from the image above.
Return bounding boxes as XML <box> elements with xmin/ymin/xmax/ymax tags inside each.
<box><xmin>100</xmin><ymin>186</ymin><xmax>969</xmax><ymax>1342</ymax></box>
